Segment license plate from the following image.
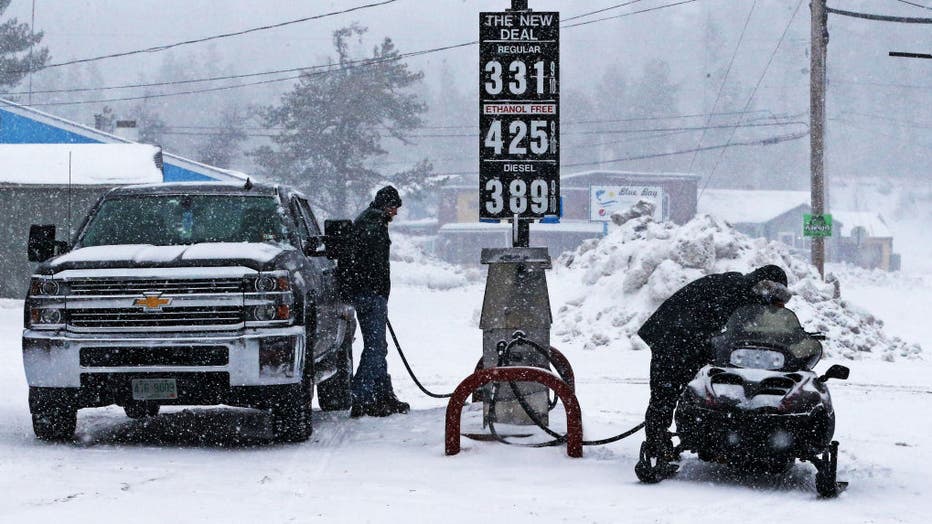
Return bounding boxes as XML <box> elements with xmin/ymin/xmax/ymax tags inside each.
<box><xmin>131</xmin><ymin>378</ymin><xmax>178</xmax><ymax>401</ymax></box>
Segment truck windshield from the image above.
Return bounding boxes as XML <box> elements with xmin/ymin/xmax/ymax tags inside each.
<box><xmin>79</xmin><ymin>195</ymin><xmax>289</xmax><ymax>247</ymax></box>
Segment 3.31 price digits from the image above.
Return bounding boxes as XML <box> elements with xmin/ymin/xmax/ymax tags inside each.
<box><xmin>484</xmin><ymin>178</ymin><xmax>549</xmax><ymax>215</ymax></box>
<box><xmin>483</xmin><ymin>59</ymin><xmax>556</xmax><ymax>96</ymax></box>
<box><xmin>483</xmin><ymin>119</ymin><xmax>554</xmax><ymax>156</ymax></box>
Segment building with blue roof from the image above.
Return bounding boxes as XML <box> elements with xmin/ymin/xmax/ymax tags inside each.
<box><xmin>0</xmin><ymin>98</ymin><xmax>245</xmax><ymax>183</ymax></box>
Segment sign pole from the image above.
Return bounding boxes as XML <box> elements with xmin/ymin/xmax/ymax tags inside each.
<box><xmin>810</xmin><ymin>0</ymin><xmax>828</xmax><ymax>279</ymax></box>
<box><xmin>509</xmin><ymin>0</ymin><xmax>528</xmax><ymax>11</ymax></box>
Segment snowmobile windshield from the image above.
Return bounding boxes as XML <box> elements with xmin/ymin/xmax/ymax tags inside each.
<box><xmin>720</xmin><ymin>305</ymin><xmax>823</xmax><ymax>370</ymax></box>
<box><xmin>79</xmin><ymin>195</ymin><xmax>290</xmax><ymax>247</ymax></box>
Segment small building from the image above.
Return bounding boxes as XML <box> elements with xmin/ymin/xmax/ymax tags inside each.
<box><xmin>0</xmin><ymin>98</ymin><xmax>244</xmax><ymax>183</ymax></box>
<box><xmin>698</xmin><ymin>189</ymin><xmax>900</xmax><ymax>271</ymax></box>
<box><xmin>698</xmin><ymin>189</ymin><xmax>811</xmax><ymax>248</ymax></box>
<box><xmin>832</xmin><ymin>211</ymin><xmax>898</xmax><ymax>271</ymax></box>
<box><xmin>436</xmin><ymin>170</ymin><xmax>700</xmax><ymax>263</ymax></box>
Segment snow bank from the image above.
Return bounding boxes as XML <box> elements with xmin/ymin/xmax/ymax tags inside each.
<box><xmin>390</xmin><ymin>233</ymin><xmax>481</xmax><ymax>290</ymax></box>
<box><xmin>552</xmin><ymin>212</ymin><xmax>922</xmax><ymax>361</ymax></box>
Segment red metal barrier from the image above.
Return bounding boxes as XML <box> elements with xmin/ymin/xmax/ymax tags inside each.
<box><xmin>471</xmin><ymin>346</ymin><xmax>575</xmax><ymax>403</ymax></box>
<box><xmin>445</xmin><ymin>366</ymin><xmax>583</xmax><ymax>458</ymax></box>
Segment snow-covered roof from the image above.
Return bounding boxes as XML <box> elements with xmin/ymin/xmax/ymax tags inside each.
<box><xmin>0</xmin><ymin>98</ymin><xmax>246</xmax><ymax>182</ymax></box>
<box><xmin>562</xmin><ymin>170</ymin><xmax>700</xmax><ymax>181</ymax></box>
<box><xmin>698</xmin><ymin>189</ymin><xmax>810</xmax><ymax>224</ymax></box>
<box><xmin>834</xmin><ymin>211</ymin><xmax>892</xmax><ymax>238</ymax></box>
<box><xmin>0</xmin><ymin>144</ymin><xmax>163</xmax><ymax>185</ymax></box>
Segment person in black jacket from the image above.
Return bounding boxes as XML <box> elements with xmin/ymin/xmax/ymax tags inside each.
<box><xmin>348</xmin><ymin>185</ymin><xmax>410</xmax><ymax>418</ymax></box>
<box><xmin>636</xmin><ymin>264</ymin><xmax>790</xmax><ymax>468</ymax></box>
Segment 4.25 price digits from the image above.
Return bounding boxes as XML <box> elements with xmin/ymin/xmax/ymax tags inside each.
<box><xmin>484</xmin><ymin>119</ymin><xmax>551</xmax><ymax>156</ymax></box>
<box><xmin>484</xmin><ymin>178</ymin><xmax>549</xmax><ymax>215</ymax></box>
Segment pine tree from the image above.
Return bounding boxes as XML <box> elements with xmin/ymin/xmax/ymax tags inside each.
<box><xmin>0</xmin><ymin>0</ymin><xmax>49</xmax><ymax>88</ymax></box>
<box><xmin>197</xmin><ymin>104</ymin><xmax>248</xmax><ymax>169</ymax></box>
<box><xmin>251</xmin><ymin>24</ymin><xmax>433</xmax><ymax>217</ymax></box>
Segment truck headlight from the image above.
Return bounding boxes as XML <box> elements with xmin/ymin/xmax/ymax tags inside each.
<box><xmin>247</xmin><ymin>304</ymin><xmax>292</xmax><ymax>322</ymax></box>
<box><xmin>29</xmin><ymin>278</ymin><xmax>67</xmax><ymax>296</ymax></box>
<box><xmin>30</xmin><ymin>307</ymin><xmax>64</xmax><ymax>326</ymax></box>
<box><xmin>247</xmin><ymin>272</ymin><xmax>290</xmax><ymax>292</ymax></box>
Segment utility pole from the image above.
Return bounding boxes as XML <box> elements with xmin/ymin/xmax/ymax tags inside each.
<box><xmin>810</xmin><ymin>0</ymin><xmax>828</xmax><ymax>278</ymax></box>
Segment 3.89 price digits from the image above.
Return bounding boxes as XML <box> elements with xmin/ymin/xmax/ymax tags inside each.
<box><xmin>484</xmin><ymin>178</ymin><xmax>549</xmax><ymax>215</ymax></box>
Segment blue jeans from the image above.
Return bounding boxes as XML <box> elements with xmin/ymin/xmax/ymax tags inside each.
<box><xmin>351</xmin><ymin>292</ymin><xmax>393</xmax><ymax>404</ymax></box>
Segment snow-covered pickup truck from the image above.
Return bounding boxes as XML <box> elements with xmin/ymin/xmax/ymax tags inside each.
<box><xmin>23</xmin><ymin>181</ymin><xmax>356</xmax><ymax>442</ymax></box>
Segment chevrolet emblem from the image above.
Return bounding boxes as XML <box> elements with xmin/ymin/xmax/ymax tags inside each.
<box><xmin>134</xmin><ymin>292</ymin><xmax>172</xmax><ymax>311</ymax></box>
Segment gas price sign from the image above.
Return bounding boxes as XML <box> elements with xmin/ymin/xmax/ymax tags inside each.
<box><xmin>479</xmin><ymin>10</ymin><xmax>559</xmax><ymax>220</ymax></box>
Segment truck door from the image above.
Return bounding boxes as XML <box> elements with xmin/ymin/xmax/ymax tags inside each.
<box><xmin>290</xmin><ymin>196</ymin><xmax>340</xmax><ymax>357</ymax></box>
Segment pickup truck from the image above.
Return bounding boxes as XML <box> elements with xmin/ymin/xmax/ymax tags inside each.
<box><xmin>23</xmin><ymin>180</ymin><xmax>356</xmax><ymax>442</ymax></box>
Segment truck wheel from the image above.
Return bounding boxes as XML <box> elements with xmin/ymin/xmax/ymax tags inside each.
<box><xmin>32</xmin><ymin>409</ymin><xmax>77</xmax><ymax>442</ymax></box>
<box><xmin>124</xmin><ymin>402</ymin><xmax>160</xmax><ymax>419</ymax></box>
<box><xmin>317</xmin><ymin>330</ymin><xmax>354</xmax><ymax>411</ymax></box>
<box><xmin>271</xmin><ymin>376</ymin><xmax>314</xmax><ymax>443</ymax></box>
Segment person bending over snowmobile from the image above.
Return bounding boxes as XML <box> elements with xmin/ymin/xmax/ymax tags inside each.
<box><xmin>635</xmin><ymin>264</ymin><xmax>791</xmax><ymax>475</ymax></box>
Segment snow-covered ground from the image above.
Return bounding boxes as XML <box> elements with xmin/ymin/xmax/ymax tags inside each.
<box><xmin>1</xmin><ymin>223</ymin><xmax>930</xmax><ymax>523</ymax></box>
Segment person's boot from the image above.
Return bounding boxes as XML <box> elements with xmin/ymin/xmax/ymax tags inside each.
<box><xmin>350</xmin><ymin>388</ymin><xmax>393</xmax><ymax>418</ymax></box>
<box><xmin>371</xmin><ymin>375</ymin><xmax>409</xmax><ymax>415</ymax></box>
<box><xmin>378</xmin><ymin>392</ymin><xmax>409</xmax><ymax>415</ymax></box>
<box><xmin>351</xmin><ymin>399</ymin><xmax>394</xmax><ymax>418</ymax></box>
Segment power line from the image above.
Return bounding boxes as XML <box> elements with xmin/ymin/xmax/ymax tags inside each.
<box><xmin>826</xmin><ymin>5</ymin><xmax>932</xmax><ymax>23</ymax></box>
<box><xmin>562</xmin><ymin>0</ymin><xmax>646</xmax><ymax>22</ymax></box>
<box><xmin>831</xmin><ymin>79</ymin><xmax>932</xmax><ymax>90</ymax></box>
<box><xmin>7</xmin><ymin>0</ymin><xmax>707</xmax><ymax>108</ymax></box>
<box><xmin>432</xmin><ymin>130</ymin><xmax>809</xmax><ymax>176</ymax></box>
<box><xmin>893</xmin><ymin>0</ymin><xmax>932</xmax><ymax>10</ymax></box>
<box><xmin>5</xmin><ymin>39</ymin><xmax>472</xmax><ymax>97</ymax></box>
<box><xmin>404</xmin><ymin>120</ymin><xmax>806</xmax><ymax>138</ymax></box>
<box><xmin>18</xmin><ymin>0</ymin><xmax>400</xmax><ymax>74</ymax></box>
<box><xmin>841</xmin><ymin>111</ymin><xmax>932</xmax><ymax>129</ymax></box>
<box><xmin>564</xmin><ymin>130</ymin><xmax>808</xmax><ymax>168</ymax></box>
<box><xmin>11</xmin><ymin>41</ymin><xmax>477</xmax><ymax>108</ymax></box>
<box><xmin>700</xmin><ymin>0</ymin><xmax>805</xmax><ymax>199</ymax></box>
<box><xmin>9</xmin><ymin>2</ymin><xmax>698</xmax><ymax>99</ymax></box>
<box><xmin>688</xmin><ymin>0</ymin><xmax>757</xmax><ymax>172</ymax></box>
<box><xmin>164</xmin><ymin>109</ymin><xmax>779</xmax><ymax>132</ymax></box>
<box><xmin>563</xmin><ymin>0</ymin><xmax>700</xmax><ymax>28</ymax></box>
<box><xmin>890</xmin><ymin>51</ymin><xmax>932</xmax><ymax>59</ymax></box>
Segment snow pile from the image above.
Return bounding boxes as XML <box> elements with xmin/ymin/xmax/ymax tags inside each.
<box><xmin>553</xmin><ymin>212</ymin><xmax>922</xmax><ymax>361</ymax></box>
<box><xmin>390</xmin><ymin>233</ymin><xmax>481</xmax><ymax>290</ymax></box>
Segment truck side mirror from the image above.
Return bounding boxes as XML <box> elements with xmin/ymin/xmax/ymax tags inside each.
<box><xmin>818</xmin><ymin>364</ymin><xmax>850</xmax><ymax>383</ymax></box>
<box><xmin>303</xmin><ymin>236</ymin><xmax>325</xmax><ymax>257</ymax></box>
<box><xmin>28</xmin><ymin>225</ymin><xmax>56</xmax><ymax>262</ymax></box>
<box><xmin>323</xmin><ymin>220</ymin><xmax>354</xmax><ymax>261</ymax></box>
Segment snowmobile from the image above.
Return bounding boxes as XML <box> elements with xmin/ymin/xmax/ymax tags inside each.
<box><xmin>636</xmin><ymin>304</ymin><xmax>850</xmax><ymax>497</ymax></box>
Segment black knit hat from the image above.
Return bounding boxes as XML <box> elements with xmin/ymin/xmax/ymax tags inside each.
<box><xmin>373</xmin><ymin>185</ymin><xmax>402</xmax><ymax>209</ymax></box>
<box><xmin>746</xmin><ymin>264</ymin><xmax>788</xmax><ymax>287</ymax></box>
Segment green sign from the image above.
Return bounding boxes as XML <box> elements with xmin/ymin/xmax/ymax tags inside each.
<box><xmin>803</xmin><ymin>214</ymin><xmax>833</xmax><ymax>237</ymax></box>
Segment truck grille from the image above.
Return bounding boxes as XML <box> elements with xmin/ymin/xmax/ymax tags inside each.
<box><xmin>80</xmin><ymin>346</ymin><xmax>229</xmax><ymax>367</ymax></box>
<box><xmin>68</xmin><ymin>277</ymin><xmax>243</xmax><ymax>296</ymax></box>
<box><xmin>69</xmin><ymin>306</ymin><xmax>243</xmax><ymax>328</ymax></box>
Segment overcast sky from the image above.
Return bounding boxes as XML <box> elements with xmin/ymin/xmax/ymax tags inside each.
<box><xmin>5</xmin><ymin>0</ymin><xmax>929</xmax><ymax>184</ymax></box>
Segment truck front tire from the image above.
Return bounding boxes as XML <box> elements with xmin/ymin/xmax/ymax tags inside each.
<box><xmin>317</xmin><ymin>329</ymin><xmax>354</xmax><ymax>411</ymax></box>
<box><xmin>32</xmin><ymin>409</ymin><xmax>77</xmax><ymax>441</ymax></box>
<box><xmin>271</xmin><ymin>376</ymin><xmax>314</xmax><ymax>443</ymax></box>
